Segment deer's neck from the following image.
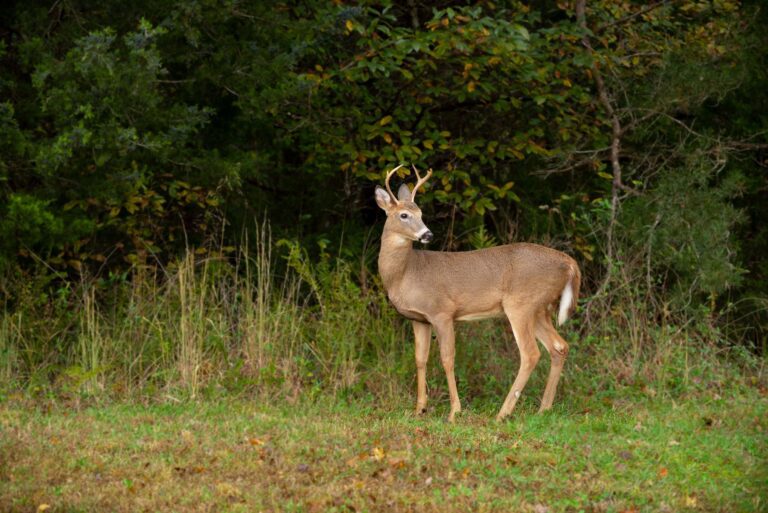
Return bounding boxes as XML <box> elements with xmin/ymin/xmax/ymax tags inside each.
<box><xmin>378</xmin><ymin>231</ymin><xmax>414</xmax><ymax>292</ymax></box>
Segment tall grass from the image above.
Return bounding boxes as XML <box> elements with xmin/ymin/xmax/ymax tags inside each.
<box><xmin>0</xmin><ymin>229</ymin><xmax>761</xmax><ymax>406</ymax></box>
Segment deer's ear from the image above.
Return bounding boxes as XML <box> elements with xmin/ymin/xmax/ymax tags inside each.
<box><xmin>375</xmin><ymin>186</ymin><xmax>394</xmax><ymax>211</ymax></box>
<box><xmin>397</xmin><ymin>184</ymin><xmax>412</xmax><ymax>202</ymax></box>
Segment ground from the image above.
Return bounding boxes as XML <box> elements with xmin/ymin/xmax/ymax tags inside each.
<box><xmin>1</xmin><ymin>389</ymin><xmax>765</xmax><ymax>513</ymax></box>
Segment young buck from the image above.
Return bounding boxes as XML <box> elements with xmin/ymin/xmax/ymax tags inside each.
<box><xmin>375</xmin><ymin>164</ymin><xmax>580</xmax><ymax>422</ymax></box>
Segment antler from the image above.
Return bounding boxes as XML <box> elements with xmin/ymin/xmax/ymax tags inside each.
<box><xmin>384</xmin><ymin>164</ymin><xmax>405</xmax><ymax>203</ymax></box>
<box><xmin>410</xmin><ymin>164</ymin><xmax>432</xmax><ymax>201</ymax></box>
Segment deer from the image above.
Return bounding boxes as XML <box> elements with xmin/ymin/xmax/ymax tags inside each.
<box><xmin>375</xmin><ymin>164</ymin><xmax>581</xmax><ymax>422</ymax></box>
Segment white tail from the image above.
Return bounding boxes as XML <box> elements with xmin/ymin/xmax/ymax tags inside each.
<box><xmin>375</xmin><ymin>165</ymin><xmax>581</xmax><ymax>422</ymax></box>
<box><xmin>557</xmin><ymin>272</ymin><xmax>576</xmax><ymax>326</ymax></box>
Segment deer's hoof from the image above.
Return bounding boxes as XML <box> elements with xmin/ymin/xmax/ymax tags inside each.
<box><xmin>446</xmin><ymin>409</ymin><xmax>461</xmax><ymax>423</ymax></box>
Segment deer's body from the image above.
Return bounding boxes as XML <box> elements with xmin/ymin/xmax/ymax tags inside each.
<box><xmin>380</xmin><ymin>243</ymin><xmax>576</xmax><ymax>324</ymax></box>
<box><xmin>375</xmin><ymin>165</ymin><xmax>580</xmax><ymax>422</ymax></box>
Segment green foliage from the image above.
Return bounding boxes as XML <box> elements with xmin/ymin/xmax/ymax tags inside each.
<box><xmin>623</xmin><ymin>150</ymin><xmax>746</xmax><ymax>306</ymax></box>
<box><xmin>0</xmin><ymin>0</ymin><xmax>765</xmax><ymax>350</ymax></box>
<box><xmin>467</xmin><ymin>224</ymin><xmax>498</xmax><ymax>250</ymax></box>
<box><xmin>304</xmin><ymin>4</ymin><xmax>597</xmax><ymax>218</ymax></box>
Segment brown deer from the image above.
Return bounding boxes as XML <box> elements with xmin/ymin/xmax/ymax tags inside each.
<box><xmin>375</xmin><ymin>164</ymin><xmax>580</xmax><ymax>422</ymax></box>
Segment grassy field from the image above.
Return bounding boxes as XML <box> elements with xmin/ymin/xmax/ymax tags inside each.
<box><xmin>1</xmin><ymin>386</ymin><xmax>765</xmax><ymax>513</ymax></box>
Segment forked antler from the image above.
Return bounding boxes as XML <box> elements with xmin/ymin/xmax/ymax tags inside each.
<box><xmin>384</xmin><ymin>164</ymin><xmax>405</xmax><ymax>203</ymax></box>
<box><xmin>410</xmin><ymin>164</ymin><xmax>432</xmax><ymax>201</ymax></box>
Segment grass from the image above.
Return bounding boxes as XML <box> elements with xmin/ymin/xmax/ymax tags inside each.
<box><xmin>1</xmin><ymin>386</ymin><xmax>766</xmax><ymax>513</ymax></box>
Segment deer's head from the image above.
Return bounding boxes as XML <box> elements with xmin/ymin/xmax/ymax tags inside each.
<box><xmin>375</xmin><ymin>164</ymin><xmax>434</xmax><ymax>244</ymax></box>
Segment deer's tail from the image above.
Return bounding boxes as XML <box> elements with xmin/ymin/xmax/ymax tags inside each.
<box><xmin>557</xmin><ymin>263</ymin><xmax>581</xmax><ymax>326</ymax></box>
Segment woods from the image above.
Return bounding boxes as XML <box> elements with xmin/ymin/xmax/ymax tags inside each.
<box><xmin>1</xmin><ymin>2</ymin><xmax>767</xmax><ymax>511</ymax></box>
<box><xmin>0</xmin><ymin>0</ymin><xmax>766</xmax><ymax>401</ymax></box>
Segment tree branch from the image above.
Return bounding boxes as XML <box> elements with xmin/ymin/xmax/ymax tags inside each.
<box><xmin>595</xmin><ymin>0</ymin><xmax>673</xmax><ymax>33</ymax></box>
<box><xmin>577</xmin><ymin>0</ymin><xmax>626</xmax><ymax>319</ymax></box>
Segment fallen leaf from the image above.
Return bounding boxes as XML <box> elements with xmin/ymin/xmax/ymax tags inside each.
<box><xmin>37</xmin><ymin>505</ymin><xmax>50</xmax><ymax>512</ymax></box>
<box><xmin>424</xmin><ymin>476</ymin><xmax>433</xmax><ymax>486</ymax></box>
<box><xmin>659</xmin><ymin>467</ymin><xmax>668</xmax><ymax>478</ymax></box>
<box><xmin>534</xmin><ymin>505</ymin><xmax>550</xmax><ymax>513</ymax></box>
<box><xmin>372</xmin><ymin>446</ymin><xmax>385</xmax><ymax>461</ymax></box>
<box><xmin>685</xmin><ymin>495</ymin><xmax>698</xmax><ymax>507</ymax></box>
<box><xmin>388</xmin><ymin>457</ymin><xmax>408</xmax><ymax>469</ymax></box>
<box><xmin>346</xmin><ymin>451</ymin><xmax>368</xmax><ymax>468</ymax></box>
<box><xmin>668</xmin><ymin>439</ymin><xmax>680</xmax><ymax>446</ymax></box>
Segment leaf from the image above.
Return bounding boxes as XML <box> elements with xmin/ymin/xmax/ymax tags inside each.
<box><xmin>598</xmin><ymin>171</ymin><xmax>613</xmax><ymax>180</ymax></box>
<box><xmin>379</xmin><ymin>115</ymin><xmax>393</xmax><ymax>126</ymax></box>
<box><xmin>659</xmin><ymin>467</ymin><xmax>668</xmax><ymax>478</ymax></box>
<box><xmin>37</xmin><ymin>505</ymin><xmax>51</xmax><ymax>512</ymax></box>
<box><xmin>346</xmin><ymin>451</ymin><xmax>368</xmax><ymax>467</ymax></box>
<box><xmin>372</xmin><ymin>446</ymin><xmax>385</xmax><ymax>461</ymax></box>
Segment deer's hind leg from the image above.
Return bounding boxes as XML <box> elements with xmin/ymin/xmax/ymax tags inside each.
<box><xmin>535</xmin><ymin>310</ymin><xmax>569</xmax><ymax>412</ymax></box>
<box><xmin>496</xmin><ymin>301</ymin><xmax>540</xmax><ymax>421</ymax></box>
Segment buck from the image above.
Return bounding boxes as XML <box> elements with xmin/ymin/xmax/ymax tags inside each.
<box><xmin>375</xmin><ymin>164</ymin><xmax>581</xmax><ymax>422</ymax></box>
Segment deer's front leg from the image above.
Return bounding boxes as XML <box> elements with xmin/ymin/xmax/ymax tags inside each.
<box><xmin>432</xmin><ymin>315</ymin><xmax>461</xmax><ymax>423</ymax></box>
<box><xmin>413</xmin><ymin>321</ymin><xmax>432</xmax><ymax>415</ymax></box>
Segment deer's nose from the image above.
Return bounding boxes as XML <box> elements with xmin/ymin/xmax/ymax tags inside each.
<box><xmin>420</xmin><ymin>231</ymin><xmax>434</xmax><ymax>243</ymax></box>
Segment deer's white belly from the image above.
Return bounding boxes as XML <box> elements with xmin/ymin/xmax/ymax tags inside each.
<box><xmin>455</xmin><ymin>308</ymin><xmax>505</xmax><ymax>322</ymax></box>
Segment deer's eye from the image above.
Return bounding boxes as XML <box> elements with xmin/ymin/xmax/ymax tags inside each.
<box><xmin>399</xmin><ymin>213</ymin><xmax>409</xmax><ymax>220</ymax></box>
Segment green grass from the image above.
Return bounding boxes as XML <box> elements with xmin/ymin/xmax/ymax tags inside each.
<box><xmin>1</xmin><ymin>388</ymin><xmax>765</xmax><ymax>513</ymax></box>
